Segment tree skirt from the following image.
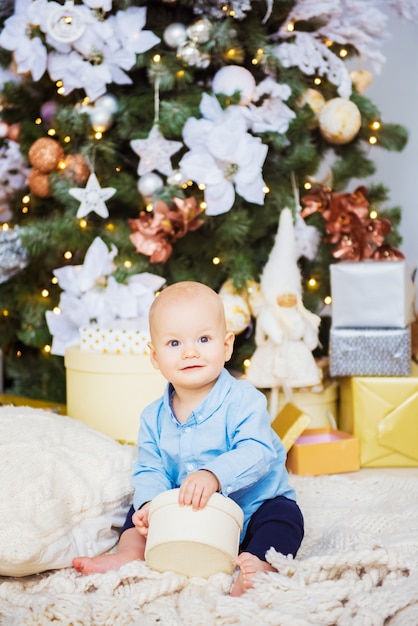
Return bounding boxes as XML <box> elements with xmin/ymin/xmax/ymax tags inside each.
<box><xmin>1</xmin><ymin>470</ymin><xmax>418</xmax><ymax>626</ymax></box>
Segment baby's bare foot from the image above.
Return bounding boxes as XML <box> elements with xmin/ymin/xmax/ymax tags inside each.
<box><xmin>72</xmin><ymin>552</ymin><xmax>136</xmax><ymax>575</ymax></box>
<box><xmin>73</xmin><ymin>528</ymin><xmax>146</xmax><ymax>575</ymax></box>
<box><xmin>230</xmin><ymin>552</ymin><xmax>275</xmax><ymax>596</ymax></box>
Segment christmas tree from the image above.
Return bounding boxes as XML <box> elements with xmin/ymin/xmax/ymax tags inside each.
<box><xmin>0</xmin><ymin>0</ymin><xmax>414</xmax><ymax>402</ymax></box>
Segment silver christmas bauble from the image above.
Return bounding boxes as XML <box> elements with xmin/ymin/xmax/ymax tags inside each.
<box><xmin>137</xmin><ymin>173</ymin><xmax>164</xmax><ymax>198</ymax></box>
<box><xmin>186</xmin><ymin>18</ymin><xmax>212</xmax><ymax>44</ymax></box>
<box><xmin>0</xmin><ymin>226</ymin><xmax>28</xmax><ymax>284</ymax></box>
<box><xmin>167</xmin><ymin>168</ymin><xmax>188</xmax><ymax>186</ymax></box>
<box><xmin>212</xmin><ymin>65</ymin><xmax>256</xmax><ymax>105</ymax></box>
<box><xmin>163</xmin><ymin>22</ymin><xmax>188</xmax><ymax>49</ymax></box>
<box><xmin>89</xmin><ymin>107</ymin><xmax>113</xmax><ymax>133</ymax></box>
<box><xmin>195</xmin><ymin>51</ymin><xmax>211</xmax><ymax>69</ymax></box>
<box><xmin>94</xmin><ymin>94</ymin><xmax>118</xmax><ymax>115</ymax></box>
<box><xmin>177</xmin><ymin>41</ymin><xmax>201</xmax><ymax>66</ymax></box>
<box><xmin>0</xmin><ymin>121</ymin><xmax>8</xmax><ymax>138</ymax></box>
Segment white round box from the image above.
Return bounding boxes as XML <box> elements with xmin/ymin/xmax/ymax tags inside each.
<box><xmin>145</xmin><ymin>489</ymin><xmax>244</xmax><ymax>578</ymax></box>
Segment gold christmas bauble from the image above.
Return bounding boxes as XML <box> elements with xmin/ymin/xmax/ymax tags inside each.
<box><xmin>349</xmin><ymin>69</ymin><xmax>373</xmax><ymax>95</ymax></box>
<box><xmin>28</xmin><ymin>137</ymin><xmax>65</xmax><ymax>173</ymax></box>
<box><xmin>28</xmin><ymin>168</ymin><xmax>51</xmax><ymax>197</ymax></box>
<box><xmin>62</xmin><ymin>153</ymin><xmax>91</xmax><ymax>185</ymax></box>
<box><xmin>219</xmin><ymin>278</ymin><xmax>264</xmax><ymax>318</ymax></box>
<box><xmin>220</xmin><ymin>293</ymin><xmax>251</xmax><ymax>334</ymax></box>
<box><xmin>318</xmin><ymin>98</ymin><xmax>362</xmax><ymax>145</ymax></box>
<box><xmin>297</xmin><ymin>89</ymin><xmax>325</xmax><ymax>127</ymax></box>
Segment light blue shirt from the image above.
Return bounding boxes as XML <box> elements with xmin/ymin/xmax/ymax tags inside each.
<box><xmin>132</xmin><ymin>368</ymin><xmax>295</xmax><ymax>539</ymax></box>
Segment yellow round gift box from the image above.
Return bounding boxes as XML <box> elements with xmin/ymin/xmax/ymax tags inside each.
<box><xmin>278</xmin><ymin>381</ymin><xmax>339</xmax><ymax>428</ymax></box>
<box><xmin>65</xmin><ymin>346</ymin><xmax>166</xmax><ymax>443</ymax></box>
<box><xmin>145</xmin><ymin>489</ymin><xmax>244</xmax><ymax>578</ymax></box>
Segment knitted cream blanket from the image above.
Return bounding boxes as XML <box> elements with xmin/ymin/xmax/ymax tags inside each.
<box><xmin>1</xmin><ymin>471</ymin><xmax>418</xmax><ymax>625</ymax></box>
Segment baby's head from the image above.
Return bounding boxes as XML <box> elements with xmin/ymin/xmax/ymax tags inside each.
<box><xmin>148</xmin><ymin>281</ymin><xmax>234</xmax><ymax>384</ymax></box>
<box><xmin>149</xmin><ymin>281</ymin><xmax>227</xmax><ymax>339</ymax></box>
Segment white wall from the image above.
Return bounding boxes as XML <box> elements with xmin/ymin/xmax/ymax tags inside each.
<box><xmin>362</xmin><ymin>13</ymin><xmax>418</xmax><ymax>277</ymax></box>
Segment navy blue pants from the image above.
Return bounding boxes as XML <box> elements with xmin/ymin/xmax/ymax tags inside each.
<box><xmin>239</xmin><ymin>495</ymin><xmax>304</xmax><ymax>560</ymax></box>
<box><xmin>121</xmin><ymin>495</ymin><xmax>304</xmax><ymax>561</ymax></box>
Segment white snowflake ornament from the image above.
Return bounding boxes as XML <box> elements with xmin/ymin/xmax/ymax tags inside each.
<box><xmin>69</xmin><ymin>172</ymin><xmax>116</xmax><ymax>219</ymax></box>
<box><xmin>130</xmin><ymin>125</ymin><xmax>183</xmax><ymax>176</ymax></box>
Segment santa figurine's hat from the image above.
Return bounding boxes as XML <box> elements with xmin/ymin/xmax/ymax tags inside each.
<box><xmin>261</xmin><ymin>207</ymin><xmax>302</xmax><ymax>304</ymax></box>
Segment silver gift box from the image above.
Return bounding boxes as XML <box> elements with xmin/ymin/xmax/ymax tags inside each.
<box><xmin>330</xmin><ymin>327</ymin><xmax>411</xmax><ymax>377</ymax></box>
<box><xmin>331</xmin><ymin>261</ymin><xmax>416</xmax><ymax>329</ymax></box>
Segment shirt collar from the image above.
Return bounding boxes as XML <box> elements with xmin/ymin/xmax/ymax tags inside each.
<box><xmin>162</xmin><ymin>368</ymin><xmax>234</xmax><ymax>423</ymax></box>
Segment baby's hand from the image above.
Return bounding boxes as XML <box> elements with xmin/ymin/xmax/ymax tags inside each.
<box><xmin>179</xmin><ymin>470</ymin><xmax>220</xmax><ymax>511</ymax></box>
<box><xmin>132</xmin><ymin>502</ymin><xmax>151</xmax><ymax>537</ymax></box>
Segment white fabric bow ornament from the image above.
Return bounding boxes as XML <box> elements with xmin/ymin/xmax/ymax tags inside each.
<box><xmin>243</xmin><ymin>77</ymin><xmax>296</xmax><ymax>134</ymax></box>
<box><xmin>45</xmin><ymin>237</ymin><xmax>165</xmax><ymax>355</ymax></box>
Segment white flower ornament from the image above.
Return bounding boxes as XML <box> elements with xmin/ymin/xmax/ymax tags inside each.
<box><xmin>179</xmin><ymin>94</ymin><xmax>268</xmax><ymax>215</ymax></box>
<box><xmin>46</xmin><ymin>237</ymin><xmax>165</xmax><ymax>356</ymax></box>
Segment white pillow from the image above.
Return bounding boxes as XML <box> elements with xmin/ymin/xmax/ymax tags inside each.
<box><xmin>0</xmin><ymin>405</ymin><xmax>136</xmax><ymax>577</ymax></box>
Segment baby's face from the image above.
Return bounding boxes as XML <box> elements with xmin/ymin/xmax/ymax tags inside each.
<box><xmin>148</xmin><ymin>291</ymin><xmax>234</xmax><ymax>393</ymax></box>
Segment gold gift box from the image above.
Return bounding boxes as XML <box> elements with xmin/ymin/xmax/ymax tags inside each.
<box><xmin>0</xmin><ymin>394</ymin><xmax>65</xmax><ymax>414</ymax></box>
<box><xmin>271</xmin><ymin>402</ymin><xmax>359</xmax><ymax>476</ymax></box>
<box><xmin>79</xmin><ymin>326</ymin><xmax>150</xmax><ymax>355</ymax></box>
<box><xmin>339</xmin><ymin>362</ymin><xmax>418</xmax><ymax>467</ymax></box>
<box><xmin>286</xmin><ymin>428</ymin><xmax>360</xmax><ymax>476</ymax></box>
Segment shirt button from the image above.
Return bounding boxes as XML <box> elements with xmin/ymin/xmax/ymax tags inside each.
<box><xmin>186</xmin><ymin>463</ymin><xmax>194</xmax><ymax>471</ymax></box>
<box><xmin>185</xmin><ymin>426</ymin><xmax>191</xmax><ymax>434</ymax></box>
<box><xmin>225</xmin><ymin>485</ymin><xmax>232</xmax><ymax>494</ymax></box>
<box><xmin>196</xmin><ymin>415</ymin><xmax>203</xmax><ymax>422</ymax></box>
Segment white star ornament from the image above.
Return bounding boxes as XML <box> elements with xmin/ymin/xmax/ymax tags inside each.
<box><xmin>69</xmin><ymin>172</ymin><xmax>116</xmax><ymax>218</ymax></box>
<box><xmin>130</xmin><ymin>125</ymin><xmax>183</xmax><ymax>176</ymax></box>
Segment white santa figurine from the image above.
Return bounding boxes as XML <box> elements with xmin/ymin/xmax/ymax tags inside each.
<box><xmin>246</xmin><ymin>208</ymin><xmax>321</xmax><ymax>415</ymax></box>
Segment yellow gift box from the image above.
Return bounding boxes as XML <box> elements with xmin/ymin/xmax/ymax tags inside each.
<box><xmin>339</xmin><ymin>362</ymin><xmax>418</xmax><ymax>467</ymax></box>
<box><xmin>65</xmin><ymin>346</ymin><xmax>166</xmax><ymax>443</ymax></box>
<box><xmin>271</xmin><ymin>402</ymin><xmax>312</xmax><ymax>452</ymax></box>
<box><xmin>279</xmin><ymin>380</ymin><xmax>339</xmax><ymax>428</ymax></box>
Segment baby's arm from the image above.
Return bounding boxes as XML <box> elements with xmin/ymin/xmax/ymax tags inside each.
<box><xmin>178</xmin><ymin>469</ymin><xmax>220</xmax><ymax>511</ymax></box>
<box><xmin>132</xmin><ymin>501</ymin><xmax>152</xmax><ymax>537</ymax></box>
<box><xmin>201</xmin><ymin>384</ymin><xmax>281</xmax><ymax>495</ymax></box>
